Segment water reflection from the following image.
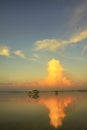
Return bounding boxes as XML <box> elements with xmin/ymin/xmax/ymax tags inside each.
<box><xmin>28</xmin><ymin>93</ymin><xmax>39</xmax><ymax>99</ymax></box>
<box><xmin>1</xmin><ymin>92</ymin><xmax>87</xmax><ymax>130</ymax></box>
<box><xmin>39</xmin><ymin>95</ymin><xmax>73</xmax><ymax>128</ymax></box>
<box><xmin>27</xmin><ymin>92</ymin><xmax>74</xmax><ymax>128</ymax></box>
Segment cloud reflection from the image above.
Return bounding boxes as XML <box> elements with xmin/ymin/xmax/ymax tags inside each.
<box><xmin>39</xmin><ymin>96</ymin><xmax>73</xmax><ymax>128</ymax></box>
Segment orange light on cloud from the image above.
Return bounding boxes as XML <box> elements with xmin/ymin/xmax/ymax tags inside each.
<box><xmin>39</xmin><ymin>97</ymin><xmax>73</xmax><ymax>128</ymax></box>
<box><xmin>39</xmin><ymin>59</ymin><xmax>73</xmax><ymax>87</ymax></box>
<box><xmin>6</xmin><ymin>58</ymin><xmax>73</xmax><ymax>88</ymax></box>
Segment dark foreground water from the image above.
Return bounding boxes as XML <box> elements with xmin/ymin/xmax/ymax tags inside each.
<box><xmin>0</xmin><ymin>91</ymin><xmax>87</xmax><ymax>130</ymax></box>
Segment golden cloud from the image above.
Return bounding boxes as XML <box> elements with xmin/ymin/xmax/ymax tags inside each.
<box><xmin>39</xmin><ymin>59</ymin><xmax>73</xmax><ymax>87</ymax></box>
<box><xmin>0</xmin><ymin>46</ymin><xmax>10</xmax><ymax>56</ymax></box>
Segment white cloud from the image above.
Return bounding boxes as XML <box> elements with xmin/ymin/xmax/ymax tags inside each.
<box><xmin>0</xmin><ymin>46</ymin><xmax>10</xmax><ymax>56</ymax></box>
<box><xmin>28</xmin><ymin>54</ymin><xmax>40</xmax><ymax>61</ymax></box>
<box><xmin>29</xmin><ymin>58</ymin><xmax>37</xmax><ymax>61</ymax></box>
<box><xmin>35</xmin><ymin>30</ymin><xmax>87</xmax><ymax>52</ymax></box>
<box><xmin>33</xmin><ymin>54</ymin><xmax>39</xmax><ymax>58</ymax></box>
<box><xmin>84</xmin><ymin>45</ymin><xmax>87</xmax><ymax>51</ymax></box>
<box><xmin>82</xmin><ymin>45</ymin><xmax>87</xmax><ymax>55</ymax></box>
<box><xmin>14</xmin><ymin>50</ymin><xmax>26</xmax><ymax>59</ymax></box>
<box><xmin>35</xmin><ymin>39</ymin><xmax>64</xmax><ymax>51</ymax></box>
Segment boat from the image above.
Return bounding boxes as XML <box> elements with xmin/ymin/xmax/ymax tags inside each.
<box><xmin>28</xmin><ymin>89</ymin><xmax>39</xmax><ymax>95</ymax></box>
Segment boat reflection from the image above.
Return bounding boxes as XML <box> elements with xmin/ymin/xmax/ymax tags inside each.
<box><xmin>28</xmin><ymin>93</ymin><xmax>39</xmax><ymax>99</ymax></box>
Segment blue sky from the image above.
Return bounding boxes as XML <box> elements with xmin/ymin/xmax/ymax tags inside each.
<box><xmin>0</xmin><ymin>0</ymin><xmax>87</xmax><ymax>89</ymax></box>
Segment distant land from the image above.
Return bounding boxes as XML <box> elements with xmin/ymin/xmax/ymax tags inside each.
<box><xmin>0</xmin><ymin>89</ymin><xmax>87</xmax><ymax>93</ymax></box>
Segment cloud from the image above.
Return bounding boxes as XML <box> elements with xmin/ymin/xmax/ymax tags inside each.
<box><xmin>39</xmin><ymin>59</ymin><xmax>73</xmax><ymax>87</ymax></box>
<box><xmin>11</xmin><ymin>58</ymin><xmax>73</xmax><ymax>88</ymax></box>
<box><xmin>0</xmin><ymin>46</ymin><xmax>10</xmax><ymax>56</ymax></box>
<box><xmin>35</xmin><ymin>39</ymin><xmax>64</xmax><ymax>51</ymax></box>
<box><xmin>58</xmin><ymin>50</ymin><xmax>87</xmax><ymax>61</ymax></box>
<box><xmin>29</xmin><ymin>54</ymin><xmax>40</xmax><ymax>61</ymax></box>
<box><xmin>33</xmin><ymin>54</ymin><xmax>39</xmax><ymax>58</ymax></box>
<box><xmin>82</xmin><ymin>44</ymin><xmax>87</xmax><ymax>55</ymax></box>
<box><xmin>70</xmin><ymin>30</ymin><xmax>87</xmax><ymax>43</ymax></box>
<box><xmin>14</xmin><ymin>50</ymin><xmax>26</xmax><ymax>59</ymax></box>
<box><xmin>83</xmin><ymin>45</ymin><xmax>87</xmax><ymax>52</ymax></box>
<box><xmin>35</xmin><ymin>30</ymin><xmax>87</xmax><ymax>52</ymax></box>
<box><xmin>0</xmin><ymin>45</ymin><xmax>26</xmax><ymax>59</ymax></box>
<box><xmin>70</xmin><ymin>1</ymin><xmax>87</xmax><ymax>27</ymax></box>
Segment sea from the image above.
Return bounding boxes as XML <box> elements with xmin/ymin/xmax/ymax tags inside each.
<box><xmin>0</xmin><ymin>91</ymin><xmax>87</xmax><ymax>130</ymax></box>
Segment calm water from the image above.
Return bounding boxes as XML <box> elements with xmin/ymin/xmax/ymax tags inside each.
<box><xmin>0</xmin><ymin>91</ymin><xmax>87</xmax><ymax>130</ymax></box>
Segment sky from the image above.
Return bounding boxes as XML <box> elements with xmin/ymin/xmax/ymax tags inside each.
<box><xmin>0</xmin><ymin>0</ymin><xmax>87</xmax><ymax>90</ymax></box>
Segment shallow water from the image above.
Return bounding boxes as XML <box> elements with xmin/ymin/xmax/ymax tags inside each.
<box><xmin>0</xmin><ymin>91</ymin><xmax>87</xmax><ymax>130</ymax></box>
